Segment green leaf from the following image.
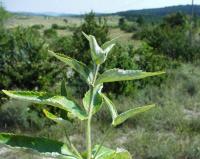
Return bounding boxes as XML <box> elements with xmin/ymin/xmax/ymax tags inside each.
<box><xmin>48</xmin><ymin>50</ymin><xmax>92</xmax><ymax>84</ymax></box>
<box><xmin>61</xmin><ymin>80</ymin><xmax>68</xmax><ymax>97</ymax></box>
<box><xmin>101</xmin><ymin>94</ymin><xmax>155</xmax><ymax>126</ymax></box>
<box><xmin>96</xmin><ymin>69</ymin><xmax>165</xmax><ymax>84</ymax></box>
<box><xmin>101</xmin><ymin>94</ymin><xmax>118</xmax><ymax>120</ymax></box>
<box><xmin>82</xmin><ymin>32</ymin><xmax>115</xmax><ymax>64</ymax></box>
<box><xmin>0</xmin><ymin>133</ymin><xmax>77</xmax><ymax>158</ymax></box>
<box><xmin>92</xmin><ymin>145</ymin><xmax>132</xmax><ymax>159</ymax></box>
<box><xmin>2</xmin><ymin>90</ymin><xmax>87</xmax><ymax>120</ymax></box>
<box><xmin>43</xmin><ymin>109</ymin><xmax>69</xmax><ymax>126</ymax></box>
<box><xmin>113</xmin><ymin>104</ymin><xmax>155</xmax><ymax>126</ymax></box>
<box><xmin>83</xmin><ymin>84</ymin><xmax>103</xmax><ymax>114</ymax></box>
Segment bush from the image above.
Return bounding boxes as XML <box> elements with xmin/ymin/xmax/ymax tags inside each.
<box><xmin>51</xmin><ymin>24</ymin><xmax>67</xmax><ymax>30</ymax></box>
<box><xmin>31</xmin><ymin>24</ymin><xmax>44</xmax><ymax>29</ymax></box>
<box><xmin>134</xmin><ymin>12</ymin><xmax>200</xmax><ymax>62</ymax></box>
<box><xmin>43</xmin><ymin>28</ymin><xmax>57</xmax><ymax>38</ymax></box>
<box><xmin>0</xmin><ymin>27</ymin><xmax>59</xmax><ymax>91</ymax></box>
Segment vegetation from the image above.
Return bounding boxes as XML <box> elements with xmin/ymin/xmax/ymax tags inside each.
<box><xmin>1</xmin><ymin>5</ymin><xmax>200</xmax><ymax>159</ymax></box>
<box><xmin>1</xmin><ymin>32</ymin><xmax>164</xmax><ymax>159</ymax></box>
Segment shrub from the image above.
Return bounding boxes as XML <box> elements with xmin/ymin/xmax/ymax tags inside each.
<box><xmin>0</xmin><ymin>27</ymin><xmax>58</xmax><ymax>91</ymax></box>
<box><xmin>43</xmin><ymin>28</ymin><xmax>57</xmax><ymax>38</ymax></box>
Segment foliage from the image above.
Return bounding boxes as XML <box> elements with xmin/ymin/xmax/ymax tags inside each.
<box><xmin>135</xmin><ymin>12</ymin><xmax>200</xmax><ymax>61</ymax></box>
<box><xmin>51</xmin><ymin>23</ymin><xmax>67</xmax><ymax>30</ymax></box>
<box><xmin>1</xmin><ymin>33</ymin><xmax>164</xmax><ymax>159</ymax></box>
<box><xmin>0</xmin><ymin>6</ymin><xmax>10</xmax><ymax>27</ymax></box>
<box><xmin>31</xmin><ymin>24</ymin><xmax>44</xmax><ymax>30</ymax></box>
<box><xmin>0</xmin><ymin>26</ymin><xmax>59</xmax><ymax>91</ymax></box>
<box><xmin>118</xmin><ymin>17</ymin><xmax>138</xmax><ymax>32</ymax></box>
<box><xmin>43</xmin><ymin>28</ymin><xmax>58</xmax><ymax>38</ymax></box>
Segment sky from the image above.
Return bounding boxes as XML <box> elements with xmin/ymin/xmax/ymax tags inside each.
<box><xmin>3</xmin><ymin>0</ymin><xmax>200</xmax><ymax>14</ymax></box>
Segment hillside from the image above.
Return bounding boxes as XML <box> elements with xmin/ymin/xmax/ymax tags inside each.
<box><xmin>10</xmin><ymin>5</ymin><xmax>200</xmax><ymax>17</ymax></box>
<box><xmin>115</xmin><ymin>5</ymin><xmax>200</xmax><ymax>17</ymax></box>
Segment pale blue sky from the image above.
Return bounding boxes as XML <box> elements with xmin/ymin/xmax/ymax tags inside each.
<box><xmin>3</xmin><ymin>0</ymin><xmax>200</xmax><ymax>14</ymax></box>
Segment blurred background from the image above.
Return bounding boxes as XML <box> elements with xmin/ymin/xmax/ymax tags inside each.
<box><xmin>0</xmin><ymin>0</ymin><xmax>200</xmax><ymax>158</ymax></box>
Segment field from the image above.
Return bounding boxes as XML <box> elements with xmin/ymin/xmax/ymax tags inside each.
<box><xmin>1</xmin><ymin>12</ymin><xmax>200</xmax><ymax>159</ymax></box>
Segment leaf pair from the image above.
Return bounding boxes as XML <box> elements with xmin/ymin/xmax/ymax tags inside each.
<box><xmin>82</xmin><ymin>32</ymin><xmax>117</xmax><ymax>65</ymax></box>
<box><xmin>101</xmin><ymin>94</ymin><xmax>155</xmax><ymax>126</ymax></box>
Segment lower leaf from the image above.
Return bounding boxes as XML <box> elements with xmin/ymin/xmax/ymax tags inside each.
<box><xmin>92</xmin><ymin>145</ymin><xmax>132</xmax><ymax>159</ymax></box>
<box><xmin>0</xmin><ymin>133</ymin><xmax>77</xmax><ymax>158</ymax></box>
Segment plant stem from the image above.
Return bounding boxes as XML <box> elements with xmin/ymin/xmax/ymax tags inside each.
<box><xmin>87</xmin><ymin>64</ymin><xmax>100</xmax><ymax>159</ymax></box>
<box><xmin>93</xmin><ymin>127</ymin><xmax>112</xmax><ymax>158</ymax></box>
<box><xmin>64</xmin><ymin>128</ymin><xmax>83</xmax><ymax>159</ymax></box>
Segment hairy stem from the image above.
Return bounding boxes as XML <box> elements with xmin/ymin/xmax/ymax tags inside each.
<box><xmin>87</xmin><ymin>64</ymin><xmax>100</xmax><ymax>159</ymax></box>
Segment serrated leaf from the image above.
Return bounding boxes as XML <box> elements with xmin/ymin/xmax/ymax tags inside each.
<box><xmin>48</xmin><ymin>50</ymin><xmax>92</xmax><ymax>84</ymax></box>
<box><xmin>43</xmin><ymin>109</ymin><xmax>69</xmax><ymax>126</ymax></box>
<box><xmin>0</xmin><ymin>133</ymin><xmax>77</xmax><ymax>158</ymax></box>
<box><xmin>83</xmin><ymin>84</ymin><xmax>103</xmax><ymax>114</ymax></box>
<box><xmin>113</xmin><ymin>104</ymin><xmax>155</xmax><ymax>126</ymax></box>
<box><xmin>92</xmin><ymin>145</ymin><xmax>132</xmax><ymax>159</ymax></box>
<box><xmin>101</xmin><ymin>94</ymin><xmax>118</xmax><ymax>119</ymax></box>
<box><xmin>2</xmin><ymin>90</ymin><xmax>87</xmax><ymax>120</ymax></box>
<box><xmin>96</xmin><ymin>69</ymin><xmax>165</xmax><ymax>84</ymax></box>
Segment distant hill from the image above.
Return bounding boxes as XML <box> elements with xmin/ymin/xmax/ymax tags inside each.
<box><xmin>11</xmin><ymin>5</ymin><xmax>200</xmax><ymax>17</ymax></box>
<box><xmin>114</xmin><ymin>5</ymin><xmax>200</xmax><ymax>17</ymax></box>
<box><xmin>12</xmin><ymin>11</ymin><xmax>77</xmax><ymax>17</ymax></box>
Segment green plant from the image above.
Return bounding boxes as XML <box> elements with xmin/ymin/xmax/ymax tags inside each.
<box><xmin>1</xmin><ymin>33</ymin><xmax>164</xmax><ymax>159</ymax></box>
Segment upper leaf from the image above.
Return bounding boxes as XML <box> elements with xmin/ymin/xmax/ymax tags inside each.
<box><xmin>92</xmin><ymin>145</ymin><xmax>132</xmax><ymax>159</ymax></box>
<box><xmin>48</xmin><ymin>50</ymin><xmax>92</xmax><ymax>84</ymax></box>
<box><xmin>96</xmin><ymin>69</ymin><xmax>165</xmax><ymax>84</ymax></box>
<box><xmin>2</xmin><ymin>90</ymin><xmax>87</xmax><ymax>120</ymax></box>
<box><xmin>101</xmin><ymin>36</ymin><xmax>119</xmax><ymax>50</ymax></box>
<box><xmin>0</xmin><ymin>133</ymin><xmax>77</xmax><ymax>158</ymax></box>
<box><xmin>112</xmin><ymin>104</ymin><xmax>155</xmax><ymax>126</ymax></box>
<box><xmin>83</xmin><ymin>84</ymin><xmax>103</xmax><ymax>114</ymax></box>
<box><xmin>82</xmin><ymin>32</ymin><xmax>115</xmax><ymax>65</ymax></box>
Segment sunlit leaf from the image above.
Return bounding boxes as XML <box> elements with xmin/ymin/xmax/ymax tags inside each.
<box><xmin>113</xmin><ymin>104</ymin><xmax>155</xmax><ymax>126</ymax></box>
<box><xmin>92</xmin><ymin>145</ymin><xmax>132</xmax><ymax>159</ymax></box>
<box><xmin>83</xmin><ymin>84</ymin><xmax>103</xmax><ymax>114</ymax></box>
<box><xmin>2</xmin><ymin>90</ymin><xmax>87</xmax><ymax>120</ymax></box>
<box><xmin>82</xmin><ymin>32</ymin><xmax>115</xmax><ymax>64</ymax></box>
<box><xmin>96</xmin><ymin>69</ymin><xmax>165</xmax><ymax>84</ymax></box>
<box><xmin>0</xmin><ymin>133</ymin><xmax>77</xmax><ymax>158</ymax></box>
<box><xmin>43</xmin><ymin>109</ymin><xmax>69</xmax><ymax>126</ymax></box>
<box><xmin>48</xmin><ymin>50</ymin><xmax>92</xmax><ymax>84</ymax></box>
